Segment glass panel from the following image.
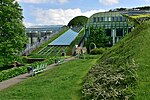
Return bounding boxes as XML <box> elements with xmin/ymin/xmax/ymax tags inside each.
<box><xmin>116</xmin><ymin>17</ymin><xmax>119</xmax><ymax>21</ymax></box>
<box><xmin>112</xmin><ymin>16</ymin><xmax>115</xmax><ymax>21</ymax></box>
<box><xmin>116</xmin><ymin>29</ymin><xmax>123</xmax><ymax>36</ymax></box>
<box><xmin>108</xmin><ymin>17</ymin><xmax>111</xmax><ymax>21</ymax></box>
<box><xmin>97</xmin><ymin>17</ymin><xmax>100</xmax><ymax>22</ymax></box>
<box><xmin>93</xmin><ymin>17</ymin><xmax>96</xmax><ymax>22</ymax></box>
<box><xmin>49</xmin><ymin>29</ymin><xmax>79</xmax><ymax>46</ymax></box>
<box><xmin>105</xmin><ymin>17</ymin><xmax>107</xmax><ymax>21</ymax></box>
<box><xmin>101</xmin><ymin>17</ymin><xmax>104</xmax><ymax>22</ymax></box>
<box><xmin>120</xmin><ymin>16</ymin><xmax>123</xmax><ymax>22</ymax></box>
<box><xmin>105</xmin><ymin>29</ymin><xmax>111</xmax><ymax>36</ymax></box>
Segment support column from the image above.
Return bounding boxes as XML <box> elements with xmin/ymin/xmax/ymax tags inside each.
<box><xmin>29</xmin><ymin>31</ymin><xmax>33</xmax><ymax>46</ymax></box>
<box><xmin>112</xmin><ymin>29</ymin><xmax>116</xmax><ymax>45</ymax></box>
<box><xmin>126</xmin><ymin>28</ymin><xmax>128</xmax><ymax>34</ymax></box>
<box><xmin>116</xmin><ymin>37</ymin><xmax>119</xmax><ymax>42</ymax></box>
<box><xmin>123</xmin><ymin>28</ymin><xmax>125</xmax><ymax>36</ymax></box>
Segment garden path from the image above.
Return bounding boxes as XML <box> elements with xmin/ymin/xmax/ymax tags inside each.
<box><xmin>0</xmin><ymin>57</ymin><xmax>76</xmax><ymax>91</ymax></box>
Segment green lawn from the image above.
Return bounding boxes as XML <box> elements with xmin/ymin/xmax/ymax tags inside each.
<box><xmin>0</xmin><ymin>58</ymin><xmax>97</xmax><ymax>100</ymax></box>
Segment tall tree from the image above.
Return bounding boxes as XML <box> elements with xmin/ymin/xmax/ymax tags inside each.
<box><xmin>0</xmin><ymin>0</ymin><xmax>27</xmax><ymax>67</ymax></box>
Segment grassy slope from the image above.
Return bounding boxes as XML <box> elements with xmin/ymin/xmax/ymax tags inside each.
<box><xmin>0</xmin><ymin>58</ymin><xmax>97</xmax><ymax>100</ymax></box>
<box><xmin>134</xmin><ymin>21</ymin><xmax>150</xmax><ymax>99</ymax></box>
<box><xmin>82</xmin><ymin>21</ymin><xmax>150</xmax><ymax>99</ymax></box>
<box><xmin>109</xmin><ymin>20</ymin><xmax>150</xmax><ymax>99</ymax></box>
<box><xmin>111</xmin><ymin>20</ymin><xmax>150</xmax><ymax>99</ymax></box>
<box><xmin>102</xmin><ymin>21</ymin><xmax>150</xmax><ymax>99</ymax></box>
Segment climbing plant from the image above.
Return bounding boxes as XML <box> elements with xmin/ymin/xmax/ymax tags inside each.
<box><xmin>86</xmin><ymin>26</ymin><xmax>110</xmax><ymax>53</ymax></box>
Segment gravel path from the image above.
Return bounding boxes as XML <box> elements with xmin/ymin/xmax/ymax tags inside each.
<box><xmin>0</xmin><ymin>57</ymin><xmax>76</xmax><ymax>91</ymax></box>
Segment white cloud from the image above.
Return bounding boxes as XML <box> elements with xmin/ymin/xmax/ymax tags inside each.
<box><xmin>23</xmin><ymin>22</ymin><xmax>35</xmax><ymax>28</ymax></box>
<box><xmin>99</xmin><ymin>0</ymin><xmax>119</xmax><ymax>6</ymax></box>
<box><xmin>16</xmin><ymin>0</ymin><xmax>68</xmax><ymax>4</ymax></box>
<box><xmin>29</xmin><ymin>8</ymin><xmax>105</xmax><ymax>26</ymax></box>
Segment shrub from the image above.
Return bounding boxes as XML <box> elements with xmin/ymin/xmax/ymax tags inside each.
<box><xmin>82</xmin><ymin>59</ymin><xmax>138</xmax><ymax>100</ymax></box>
<box><xmin>0</xmin><ymin>57</ymin><xmax>53</xmax><ymax>82</ymax></box>
<box><xmin>0</xmin><ymin>66</ymin><xmax>27</xmax><ymax>82</ymax></box>
<box><xmin>90</xmin><ymin>48</ymin><xmax>105</xmax><ymax>55</ymax></box>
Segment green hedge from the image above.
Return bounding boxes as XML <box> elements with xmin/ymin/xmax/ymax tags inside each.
<box><xmin>0</xmin><ymin>66</ymin><xmax>27</xmax><ymax>82</ymax></box>
<box><xmin>0</xmin><ymin>56</ymin><xmax>54</xmax><ymax>82</ymax></box>
<box><xmin>90</xmin><ymin>48</ymin><xmax>105</xmax><ymax>55</ymax></box>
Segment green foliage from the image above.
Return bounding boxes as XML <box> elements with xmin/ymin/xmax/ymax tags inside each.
<box><xmin>0</xmin><ymin>66</ymin><xmax>27</xmax><ymax>82</ymax></box>
<box><xmin>0</xmin><ymin>55</ymin><xmax>54</xmax><ymax>82</ymax></box>
<box><xmin>0</xmin><ymin>0</ymin><xmax>27</xmax><ymax>67</ymax></box>
<box><xmin>90</xmin><ymin>48</ymin><xmax>105</xmax><ymax>55</ymax></box>
<box><xmin>66</xmin><ymin>28</ymin><xmax>84</xmax><ymax>55</ymax></box>
<box><xmin>82</xmin><ymin>59</ymin><xmax>138</xmax><ymax>100</ymax></box>
<box><xmin>123</xmin><ymin>14</ymin><xmax>150</xmax><ymax>26</ymax></box>
<box><xmin>89</xmin><ymin>42</ymin><xmax>96</xmax><ymax>50</ymax></box>
<box><xmin>0</xmin><ymin>59</ymin><xmax>97</xmax><ymax>100</ymax></box>
<box><xmin>86</xmin><ymin>27</ymin><xmax>110</xmax><ymax>53</ymax></box>
<box><xmin>82</xmin><ymin>20</ymin><xmax>150</xmax><ymax>99</ymax></box>
<box><xmin>80</xmin><ymin>54</ymin><xmax>101</xmax><ymax>59</ymax></box>
<box><xmin>68</xmin><ymin>16</ymin><xmax>88</xmax><ymax>27</ymax></box>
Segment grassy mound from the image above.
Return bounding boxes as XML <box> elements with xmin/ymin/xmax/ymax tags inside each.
<box><xmin>82</xmin><ymin>20</ymin><xmax>150</xmax><ymax>99</ymax></box>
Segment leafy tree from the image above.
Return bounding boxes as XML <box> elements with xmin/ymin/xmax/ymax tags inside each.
<box><xmin>68</xmin><ymin>16</ymin><xmax>88</xmax><ymax>27</ymax></box>
<box><xmin>135</xmin><ymin>6</ymin><xmax>150</xmax><ymax>10</ymax></box>
<box><xmin>0</xmin><ymin>0</ymin><xmax>27</xmax><ymax>67</ymax></box>
<box><xmin>86</xmin><ymin>26</ymin><xmax>111</xmax><ymax>53</ymax></box>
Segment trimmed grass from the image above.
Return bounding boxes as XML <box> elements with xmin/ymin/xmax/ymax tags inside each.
<box><xmin>0</xmin><ymin>58</ymin><xmax>97</xmax><ymax>100</ymax></box>
<box><xmin>134</xmin><ymin>21</ymin><xmax>150</xmax><ymax>100</ymax></box>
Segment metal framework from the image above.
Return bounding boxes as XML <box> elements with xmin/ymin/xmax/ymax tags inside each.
<box><xmin>85</xmin><ymin>11</ymin><xmax>133</xmax><ymax>45</ymax></box>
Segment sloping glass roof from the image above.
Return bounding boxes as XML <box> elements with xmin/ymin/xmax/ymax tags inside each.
<box><xmin>48</xmin><ymin>29</ymin><xmax>79</xmax><ymax>46</ymax></box>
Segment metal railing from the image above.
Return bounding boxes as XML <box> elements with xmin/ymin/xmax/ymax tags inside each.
<box><xmin>20</xmin><ymin>28</ymin><xmax>66</xmax><ymax>56</ymax></box>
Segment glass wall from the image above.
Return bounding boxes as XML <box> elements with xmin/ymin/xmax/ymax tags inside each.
<box><xmin>86</xmin><ymin>11</ymin><xmax>133</xmax><ymax>44</ymax></box>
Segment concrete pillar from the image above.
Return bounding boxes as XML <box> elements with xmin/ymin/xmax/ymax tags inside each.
<box><xmin>112</xmin><ymin>29</ymin><xmax>116</xmax><ymax>45</ymax></box>
<box><xmin>29</xmin><ymin>31</ymin><xmax>33</xmax><ymax>46</ymax></box>
<box><xmin>127</xmin><ymin>28</ymin><xmax>128</xmax><ymax>34</ymax></box>
<box><xmin>117</xmin><ymin>37</ymin><xmax>119</xmax><ymax>42</ymax></box>
<box><xmin>123</xmin><ymin>28</ymin><xmax>125</xmax><ymax>36</ymax></box>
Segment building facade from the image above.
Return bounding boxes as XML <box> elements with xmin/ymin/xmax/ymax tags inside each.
<box><xmin>85</xmin><ymin>11</ymin><xmax>133</xmax><ymax>45</ymax></box>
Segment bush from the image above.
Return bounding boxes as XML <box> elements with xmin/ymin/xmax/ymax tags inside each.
<box><xmin>82</xmin><ymin>59</ymin><xmax>138</xmax><ymax>100</ymax></box>
<box><xmin>90</xmin><ymin>48</ymin><xmax>105</xmax><ymax>55</ymax></box>
<box><xmin>0</xmin><ymin>57</ymin><xmax>54</xmax><ymax>82</ymax></box>
<box><xmin>0</xmin><ymin>66</ymin><xmax>27</xmax><ymax>82</ymax></box>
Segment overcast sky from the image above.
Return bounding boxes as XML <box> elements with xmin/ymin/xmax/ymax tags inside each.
<box><xmin>16</xmin><ymin>0</ymin><xmax>150</xmax><ymax>27</ymax></box>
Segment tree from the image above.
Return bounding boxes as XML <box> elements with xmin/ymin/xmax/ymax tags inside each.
<box><xmin>0</xmin><ymin>0</ymin><xmax>27</xmax><ymax>67</ymax></box>
<box><xmin>86</xmin><ymin>26</ymin><xmax>110</xmax><ymax>53</ymax></box>
<box><xmin>68</xmin><ymin>16</ymin><xmax>88</xmax><ymax>27</ymax></box>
